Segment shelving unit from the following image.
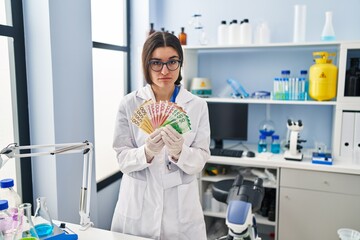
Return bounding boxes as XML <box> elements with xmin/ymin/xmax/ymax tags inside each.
<box><xmin>184</xmin><ymin>41</ymin><xmax>360</xmax><ymax>240</ymax></box>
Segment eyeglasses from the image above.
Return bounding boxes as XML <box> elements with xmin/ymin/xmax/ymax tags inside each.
<box><xmin>148</xmin><ymin>59</ymin><xmax>182</xmax><ymax>72</ymax></box>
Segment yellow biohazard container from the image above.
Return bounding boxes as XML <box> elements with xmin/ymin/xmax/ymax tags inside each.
<box><xmin>309</xmin><ymin>52</ymin><xmax>338</xmax><ymax>101</ymax></box>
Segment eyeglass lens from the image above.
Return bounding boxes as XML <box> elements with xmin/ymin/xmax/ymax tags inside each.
<box><xmin>149</xmin><ymin>60</ymin><xmax>181</xmax><ymax>72</ymax></box>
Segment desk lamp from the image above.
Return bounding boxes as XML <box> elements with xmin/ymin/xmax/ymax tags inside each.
<box><xmin>0</xmin><ymin>140</ymin><xmax>94</xmax><ymax>231</ymax></box>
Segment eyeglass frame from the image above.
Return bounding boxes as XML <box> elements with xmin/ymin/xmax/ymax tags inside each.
<box><xmin>148</xmin><ymin>59</ymin><xmax>182</xmax><ymax>72</ymax></box>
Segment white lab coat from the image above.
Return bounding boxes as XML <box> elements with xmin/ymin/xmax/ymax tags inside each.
<box><xmin>111</xmin><ymin>84</ymin><xmax>210</xmax><ymax>240</ymax></box>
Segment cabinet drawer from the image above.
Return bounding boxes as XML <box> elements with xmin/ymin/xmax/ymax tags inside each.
<box><xmin>280</xmin><ymin>168</ymin><xmax>360</xmax><ymax>195</ymax></box>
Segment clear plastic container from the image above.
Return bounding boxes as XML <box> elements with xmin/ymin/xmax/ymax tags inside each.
<box><xmin>0</xmin><ymin>178</ymin><xmax>22</xmax><ymax>208</ymax></box>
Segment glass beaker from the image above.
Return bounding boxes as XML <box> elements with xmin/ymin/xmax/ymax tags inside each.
<box><xmin>33</xmin><ymin>197</ymin><xmax>54</xmax><ymax>238</ymax></box>
<box><xmin>15</xmin><ymin>203</ymin><xmax>39</xmax><ymax>239</ymax></box>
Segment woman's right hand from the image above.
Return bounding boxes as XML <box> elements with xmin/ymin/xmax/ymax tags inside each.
<box><xmin>145</xmin><ymin>128</ymin><xmax>165</xmax><ymax>162</ymax></box>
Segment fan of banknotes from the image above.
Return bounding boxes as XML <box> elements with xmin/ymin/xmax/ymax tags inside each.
<box><xmin>131</xmin><ymin>100</ymin><xmax>191</xmax><ymax>134</ymax></box>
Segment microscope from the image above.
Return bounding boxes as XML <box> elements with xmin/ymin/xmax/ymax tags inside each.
<box><xmin>284</xmin><ymin>119</ymin><xmax>307</xmax><ymax>161</ymax></box>
<box><xmin>212</xmin><ymin>174</ymin><xmax>265</xmax><ymax>240</ymax></box>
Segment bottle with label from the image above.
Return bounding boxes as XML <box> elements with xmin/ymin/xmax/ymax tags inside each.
<box><xmin>309</xmin><ymin>51</ymin><xmax>338</xmax><ymax>101</ymax></box>
<box><xmin>321</xmin><ymin>11</ymin><xmax>335</xmax><ymax>41</ymax></box>
<box><xmin>148</xmin><ymin>23</ymin><xmax>155</xmax><ymax>36</ymax></box>
<box><xmin>258</xmin><ymin>134</ymin><xmax>267</xmax><ymax>153</ymax></box>
<box><xmin>217</xmin><ymin>20</ymin><xmax>229</xmax><ymax>45</ymax></box>
<box><xmin>271</xmin><ymin>135</ymin><xmax>281</xmax><ymax>154</ymax></box>
<box><xmin>178</xmin><ymin>27</ymin><xmax>187</xmax><ymax>45</ymax></box>
<box><xmin>0</xmin><ymin>179</ymin><xmax>21</xmax><ymax>209</ymax></box>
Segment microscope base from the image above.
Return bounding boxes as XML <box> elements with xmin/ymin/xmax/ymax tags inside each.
<box><xmin>284</xmin><ymin>151</ymin><xmax>303</xmax><ymax>161</ymax></box>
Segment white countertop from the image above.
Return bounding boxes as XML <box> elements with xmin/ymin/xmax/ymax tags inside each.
<box><xmin>53</xmin><ymin>221</ymin><xmax>153</xmax><ymax>240</ymax></box>
<box><xmin>208</xmin><ymin>153</ymin><xmax>360</xmax><ymax>175</ymax></box>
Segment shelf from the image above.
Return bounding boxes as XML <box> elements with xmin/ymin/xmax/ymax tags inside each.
<box><xmin>203</xmin><ymin>211</ymin><xmax>276</xmax><ymax>226</ymax></box>
<box><xmin>183</xmin><ymin>41</ymin><xmax>344</xmax><ymax>52</ymax></box>
<box><xmin>204</xmin><ymin>97</ymin><xmax>337</xmax><ymax>106</ymax></box>
<box><xmin>201</xmin><ymin>175</ymin><xmax>277</xmax><ymax>189</ymax></box>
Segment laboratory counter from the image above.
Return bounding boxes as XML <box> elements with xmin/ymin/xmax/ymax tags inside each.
<box><xmin>53</xmin><ymin>221</ymin><xmax>153</xmax><ymax>240</ymax></box>
<box><xmin>208</xmin><ymin>153</ymin><xmax>360</xmax><ymax>175</ymax></box>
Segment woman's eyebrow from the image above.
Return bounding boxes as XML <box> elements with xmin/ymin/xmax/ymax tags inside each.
<box><xmin>150</xmin><ymin>56</ymin><xmax>180</xmax><ymax>61</ymax></box>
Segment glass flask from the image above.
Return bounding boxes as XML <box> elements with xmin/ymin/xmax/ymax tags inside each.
<box><xmin>258</xmin><ymin>119</ymin><xmax>275</xmax><ymax>137</ymax></box>
<box><xmin>15</xmin><ymin>203</ymin><xmax>39</xmax><ymax>239</ymax></box>
<box><xmin>33</xmin><ymin>197</ymin><xmax>54</xmax><ymax>238</ymax></box>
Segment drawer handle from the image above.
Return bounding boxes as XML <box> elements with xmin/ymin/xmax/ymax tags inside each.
<box><xmin>323</xmin><ymin>180</ymin><xmax>329</xmax><ymax>185</ymax></box>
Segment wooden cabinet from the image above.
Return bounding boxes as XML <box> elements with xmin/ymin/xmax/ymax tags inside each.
<box><xmin>278</xmin><ymin>168</ymin><xmax>360</xmax><ymax>240</ymax></box>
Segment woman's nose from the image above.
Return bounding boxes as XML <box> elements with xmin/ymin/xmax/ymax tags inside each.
<box><xmin>161</xmin><ymin>64</ymin><xmax>169</xmax><ymax>75</ymax></box>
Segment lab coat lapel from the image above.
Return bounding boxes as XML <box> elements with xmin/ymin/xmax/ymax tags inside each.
<box><xmin>136</xmin><ymin>84</ymin><xmax>155</xmax><ymax>101</ymax></box>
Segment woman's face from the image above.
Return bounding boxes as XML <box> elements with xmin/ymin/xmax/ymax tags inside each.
<box><xmin>149</xmin><ymin>46</ymin><xmax>181</xmax><ymax>89</ymax></box>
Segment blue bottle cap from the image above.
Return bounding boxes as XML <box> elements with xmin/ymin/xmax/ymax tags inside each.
<box><xmin>259</xmin><ymin>134</ymin><xmax>266</xmax><ymax>140</ymax></box>
<box><xmin>300</xmin><ymin>70</ymin><xmax>308</xmax><ymax>75</ymax></box>
<box><xmin>281</xmin><ymin>70</ymin><xmax>290</xmax><ymax>75</ymax></box>
<box><xmin>0</xmin><ymin>200</ymin><xmax>9</xmax><ymax>210</ymax></box>
<box><xmin>0</xmin><ymin>178</ymin><xmax>14</xmax><ymax>188</ymax></box>
<box><xmin>272</xmin><ymin>135</ymin><xmax>279</xmax><ymax>140</ymax></box>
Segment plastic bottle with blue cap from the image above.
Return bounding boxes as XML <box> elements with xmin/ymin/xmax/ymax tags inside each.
<box><xmin>258</xmin><ymin>134</ymin><xmax>267</xmax><ymax>153</ymax></box>
<box><xmin>0</xmin><ymin>178</ymin><xmax>21</xmax><ymax>209</ymax></box>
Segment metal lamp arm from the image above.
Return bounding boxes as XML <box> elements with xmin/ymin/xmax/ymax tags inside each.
<box><xmin>0</xmin><ymin>141</ymin><xmax>94</xmax><ymax>231</ymax></box>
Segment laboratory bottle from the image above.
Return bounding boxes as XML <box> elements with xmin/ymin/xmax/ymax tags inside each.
<box><xmin>271</xmin><ymin>135</ymin><xmax>281</xmax><ymax>154</ymax></box>
<box><xmin>281</xmin><ymin>70</ymin><xmax>290</xmax><ymax>100</ymax></box>
<box><xmin>239</xmin><ymin>19</ymin><xmax>252</xmax><ymax>44</ymax></box>
<box><xmin>0</xmin><ymin>178</ymin><xmax>22</xmax><ymax>209</ymax></box>
<box><xmin>148</xmin><ymin>23</ymin><xmax>155</xmax><ymax>36</ymax></box>
<box><xmin>16</xmin><ymin>203</ymin><xmax>39</xmax><ymax>239</ymax></box>
<box><xmin>178</xmin><ymin>27</ymin><xmax>187</xmax><ymax>45</ymax></box>
<box><xmin>0</xmin><ymin>200</ymin><xmax>18</xmax><ymax>240</ymax></box>
<box><xmin>228</xmin><ymin>19</ymin><xmax>241</xmax><ymax>45</ymax></box>
<box><xmin>33</xmin><ymin>197</ymin><xmax>54</xmax><ymax>238</ymax></box>
<box><xmin>300</xmin><ymin>70</ymin><xmax>308</xmax><ymax>100</ymax></box>
<box><xmin>217</xmin><ymin>20</ymin><xmax>229</xmax><ymax>45</ymax></box>
<box><xmin>255</xmin><ymin>21</ymin><xmax>270</xmax><ymax>44</ymax></box>
<box><xmin>203</xmin><ymin>186</ymin><xmax>212</xmax><ymax>211</ymax></box>
<box><xmin>321</xmin><ymin>11</ymin><xmax>335</xmax><ymax>41</ymax></box>
<box><xmin>345</xmin><ymin>58</ymin><xmax>360</xmax><ymax>96</ymax></box>
<box><xmin>258</xmin><ymin>134</ymin><xmax>267</xmax><ymax>153</ymax></box>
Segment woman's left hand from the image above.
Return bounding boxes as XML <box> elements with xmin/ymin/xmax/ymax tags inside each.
<box><xmin>161</xmin><ymin>125</ymin><xmax>184</xmax><ymax>160</ymax></box>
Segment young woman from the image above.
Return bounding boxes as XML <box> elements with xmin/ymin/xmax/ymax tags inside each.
<box><xmin>111</xmin><ymin>31</ymin><xmax>210</xmax><ymax>239</ymax></box>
